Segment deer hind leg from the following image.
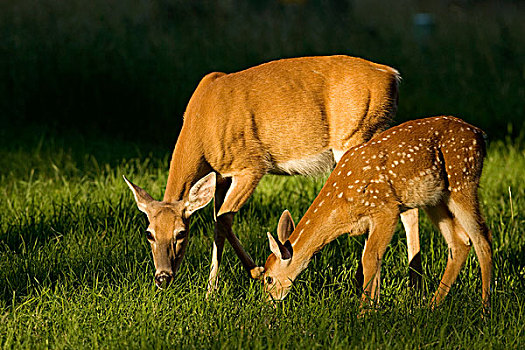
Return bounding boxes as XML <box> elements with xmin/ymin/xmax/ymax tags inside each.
<box><xmin>448</xmin><ymin>194</ymin><xmax>492</xmax><ymax>310</ymax></box>
<box><xmin>207</xmin><ymin>230</ymin><xmax>226</xmax><ymax>296</ymax></box>
<box><xmin>360</xmin><ymin>213</ymin><xmax>399</xmax><ymax>309</ymax></box>
<box><xmin>400</xmin><ymin>209</ymin><xmax>422</xmax><ymax>289</ymax></box>
<box><xmin>215</xmin><ymin>172</ymin><xmax>264</xmax><ymax>279</ymax></box>
<box><xmin>424</xmin><ymin>202</ymin><xmax>471</xmax><ymax>307</ymax></box>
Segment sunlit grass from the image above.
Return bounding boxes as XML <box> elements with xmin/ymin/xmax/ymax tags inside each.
<box><xmin>0</xmin><ymin>132</ymin><xmax>524</xmax><ymax>348</ymax></box>
<box><xmin>1</xmin><ymin>0</ymin><xmax>524</xmax><ymax>347</ymax></box>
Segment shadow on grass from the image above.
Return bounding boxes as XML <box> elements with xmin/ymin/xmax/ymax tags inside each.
<box><xmin>0</xmin><ymin>200</ymin><xmax>152</xmax><ymax>306</ymax></box>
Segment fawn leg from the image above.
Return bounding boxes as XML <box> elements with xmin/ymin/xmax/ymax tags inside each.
<box><xmin>400</xmin><ymin>208</ymin><xmax>422</xmax><ymax>289</ymax></box>
<box><xmin>448</xmin><ymin>195</ymin><xmax>492</xmax><ymax>311</ymax></box>
<box><xmin>355</xmin><ymin>209</ymin><xmax>421</xmax><ymax>295</ymax></box>
<box><xmin>360</xmin><ymin>213</ymin><xmax>398</xmax><ymax>308</ymax></box>
<box><xmin>424</xmin><ymin>202</ymin><xmax>471</xmax><ymax>306</ymax></box>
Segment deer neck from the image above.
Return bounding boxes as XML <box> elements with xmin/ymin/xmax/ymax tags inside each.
<box><xmin>163</xmin><ymin>125</ymin><xmax>207</xmax><ymax>203</ymax></box>
<box><xmin>286</xmin><ymin>198</ymin><xmax>353</xmax><ymax>279</ymax></box>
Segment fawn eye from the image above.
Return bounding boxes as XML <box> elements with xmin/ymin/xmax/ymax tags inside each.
<box><xmin>266</xmin><ymin>276</ymin><xmax>273</xmax><ymax>285</ymax></box>
<box><xmin>145</xmin><ymin>230</ymin><xmax>154</xmax><ymax>241</ymax></box>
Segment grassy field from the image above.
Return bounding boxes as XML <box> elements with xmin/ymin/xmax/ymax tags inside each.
<box><xmin>1</xmin><ymin>124</ymin><xmax>524</xmax><ymax>348</ymax></box>
<box><xmin>1</xmin><ymin>0</ymin><xmax>525</xmax><ymax>348</ymax></box>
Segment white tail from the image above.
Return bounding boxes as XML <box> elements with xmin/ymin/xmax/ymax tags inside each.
<box><xmin>123</xmin><ymin>55</ymin><xmax>422</xmax><ymax>292</ymax></box>
<box><xmin>262</xmin><ymin>116</ymin><xmax>492</xmax><ymax>312</ymax></box>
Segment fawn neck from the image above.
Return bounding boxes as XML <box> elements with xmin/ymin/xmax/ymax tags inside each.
<box><xmin>286</xmin><ymin>194</ymin><xmax>361</xmax><ymax>276</ymax></box>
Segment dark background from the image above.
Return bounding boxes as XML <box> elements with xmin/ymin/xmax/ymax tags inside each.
<box><xmin>1</xmin><ymin>0</ymin><xmax>524</xmax><ymax>150</ymax></box>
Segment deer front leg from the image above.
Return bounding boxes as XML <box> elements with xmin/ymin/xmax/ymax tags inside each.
<box><xmin>360</xmin><ymin>214</ymin><xmax>398</xmax><ymax>312</ymax></box>
<box><xmin>216</xmin><ymin>172</ymin><xmax>265</xmax><ymax>279</ymax></box>
<box><xmin>400</xmin><ymin>208</ymin><xmax>422</xmax><ymax>289</ymax></box>
<box><xmin>216</xmin><ymin>212</ymin><xmax>261</xmax><ymax>278</ymax></box>
<box><xmin>354</xmin><ymin>209</ymin><xmax>421</xmax><ymax>295</ymax></box>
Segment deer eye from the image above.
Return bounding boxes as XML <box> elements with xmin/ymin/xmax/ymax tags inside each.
<box><xmin>266</xmin><ymin>276</ymin><xmax>273</xmax><ymax>285</ymax></box>
<box><xmin>175</xmin><ymin>230</ymin><xmax>187</xmax><ymax>240</ymax></box>
<box><xmin>145</xmin><ymin>230</ymin><xmax>154</xmax><ymax>241</ymax></box>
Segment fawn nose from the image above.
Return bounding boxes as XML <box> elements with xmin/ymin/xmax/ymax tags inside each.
<box><xmin>155</xmin><ymin>272</ymin><xmax>172</xmax><ymax>289</ymax></box>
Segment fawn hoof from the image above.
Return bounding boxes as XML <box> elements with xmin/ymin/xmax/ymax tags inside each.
<box><xmin>408</xmin><ymin>252</ymin><xmax>423</xmax><ymax>290</ymax></box>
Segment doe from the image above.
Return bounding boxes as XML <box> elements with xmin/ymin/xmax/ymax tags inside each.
<box><xmin>262</xmin><ymin>116</ymin><xmax>492</xmax><ymax>310</ymax></box>
<box><xmin>123</xmin><ymin>55</ymin><xmax>422</xmax><ymax>293</ymax></box>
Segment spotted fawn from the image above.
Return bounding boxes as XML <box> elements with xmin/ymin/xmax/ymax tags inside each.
<box><xmin>261</xmin><ymin>116</ymin><xmax>492</xmax><ymax>312</ymax></box>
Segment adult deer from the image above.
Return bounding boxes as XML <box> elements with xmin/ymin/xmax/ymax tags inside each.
<box><xmin>262</xmin><ymin>116</ymin><xmax>492</xmax><ymax>312</ymax></box>
<box><xmin>123</xmin><ymin>55</ymin><xmax>421</xmax><ymax>292</ymax></box>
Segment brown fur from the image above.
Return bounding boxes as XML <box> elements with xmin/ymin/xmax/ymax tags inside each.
<box><xmin>263</xmin><ymin>116</ymin><xmax>492</xmax><ymax>312</ymax></box>
<box><xmin>126</xmin><ymin>55</ymin><xmax>412</xmax><ymax>293</ymax></box>
<box><xmin>163</xmin><ymin>55</ymin><xmax>401</xmax><ymax>205</ymax></box>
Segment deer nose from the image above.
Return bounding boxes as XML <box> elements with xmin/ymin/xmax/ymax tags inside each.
<box><xmin>155</xmin><ymin>272</ymin><xmax>172</xmax><ymax>289</ymax></box>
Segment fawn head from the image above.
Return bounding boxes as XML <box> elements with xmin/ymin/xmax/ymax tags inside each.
<box><xmin>123</xmin><ymin>173</ymin><xmax>216</xmax><ymax>289</ymax></box>
<box><xmin>262</xmin><ymin>210</ymin><xmax>296</xmax><ymax>301</ymax></box>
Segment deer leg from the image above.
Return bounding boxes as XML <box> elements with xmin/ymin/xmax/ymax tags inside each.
<box><xmin>206</xmin><ymin>231</ymin><xmax>226</xmax><ymax>296</ymax></box>
<box><xmin>448</xmin><ymin>195</ymin><xmax>492</xmax><ymax>311</ymax></box>
<box><xmin>355</xmin><ymin>209</ymin><xmax>421</xmax><ymax>295</ymax></box>
<box><xmin>355</xmin><ymin>238</ymin><xmax>382</xmax><ymax>300</ymax></box>
<box><xmin>423</xmin><ymin>202</ymin><xmax>471</xmax><ymax>307</ymax></box>
<box><xmin>360</xmin><ymin>213</ymin><xmax>399</xmax><ymax>309</ymax></box>
<box><xmin>400</xmin><ymin>208</ymin><xmax>422</xmax><ymax>289</ymax></box>
<box><xmin>216</xmin><ymin>172</ymin><xmax>264</xmax><ymax>279</ymax></box>
<box><xmin>206</xmin><ymin>178</ymin><xmax>230</xmax><ymax>295</ymax></box>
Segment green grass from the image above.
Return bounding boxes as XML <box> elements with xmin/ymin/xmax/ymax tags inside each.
<box><xmin>0</xmin><ymin>129</ymin><xmax>524</xmax><ymax>349</ymax></box>
<box><xmin>1</xmin><ymin>0</ymin><xmax>525</xmax><ymax>348</ymax></box>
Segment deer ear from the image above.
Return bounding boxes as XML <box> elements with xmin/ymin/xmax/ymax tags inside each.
<box><xmin>267</xmin><ymin>232</ymin><xmax>282</xmax><ymax>260</ymax></box>
<box><xmin>185</xmin><ymin>173</ymin><xmax>216</xmax><ymax>218</ymax></box>
<box><xmin>277</xmin><ymin>210</ymin><xmax>295</xmax><ymax>243</ymax></box>
<box><xmin>267</xmin><ymin>232</ymin><xmax>293</xmax><ymax>261</ymax></box>
<box><xmin>123</xmin><ymin>175</ymin><xmax>154</xmax><ymax>214</ymax></box>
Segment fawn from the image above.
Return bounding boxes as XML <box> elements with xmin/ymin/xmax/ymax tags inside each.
<box><xmin>262</xmin><ymin>116</ymin><xmax>492</xmax><ymax>310</ymax></box>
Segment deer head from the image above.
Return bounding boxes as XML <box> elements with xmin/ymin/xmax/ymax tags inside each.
<box><xmin>262</xmin><ymin>210</ymin><xmax>296</xmax><ymax>301</ymax></box>
<box><xmin>123</xmin><ymin>173</ymin><xmax>216</xmax><ymax>288</ymax></box>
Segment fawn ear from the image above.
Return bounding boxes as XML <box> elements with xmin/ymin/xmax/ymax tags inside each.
<box><xmin>277</xmin><ymin>210</ymin><xmax>295</xmax><ymax>243</ymax></box>
<box><xmin>267</xmin><ymin>232</ymin><xmax>293</xmax><ymax>261</ymax></box>
<box><xmin>123</xmin><ymin>175</ymin><xmax>154</xmax><ymax>214</ymax></box>
<box><xmin>185</xmin><ymin>173</ymin><xmax>216</xmax><ymax>218</ymax></box>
